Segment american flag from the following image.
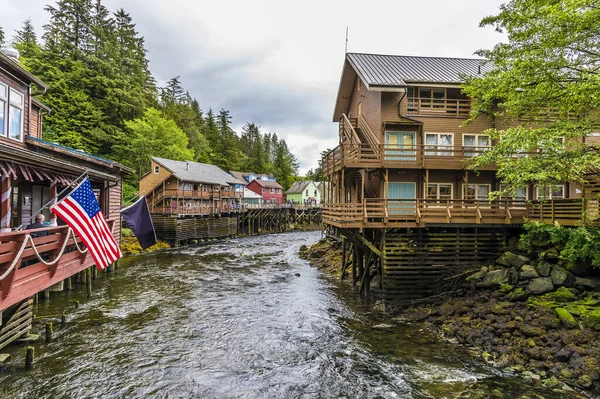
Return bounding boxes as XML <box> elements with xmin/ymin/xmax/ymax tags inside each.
<box><xmin>51</xmin><ymin>178</ymin><xmax>122</xmax><ymax>270</ymax></box>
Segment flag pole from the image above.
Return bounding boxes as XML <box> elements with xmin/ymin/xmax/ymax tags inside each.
<box><xmin>16</xmin><ymin>170</ymin><xmax>91</xmax><ymax>231</ymax></box>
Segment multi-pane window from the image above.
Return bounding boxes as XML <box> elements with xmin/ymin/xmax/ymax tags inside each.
<box><xmin>0</xmin><ymin>83</ymin><xmax>6</xmax><ymax>136</ymax></box>
<box><xmin>419</xmin><ymin>88</ymin><xmax>446</xmax><ymax>109</ymax></box>
<box><xmin>426</xmin><ymin>183</ymin><xmax>452</xmax><ymax>200</ymax></box>
<box><xmin>154</xmin><ymin>165</ymin><xmax>159</xmax><ymax>174</ymax></box>
<box><xmin>500</xmin><ymin>184</ymin><xmax>528</xmax><ymax>206</ymax></box>
<box><xmin>270</xmin><ymin>188</ymin><xmax>275</xmax><ymax>193</ymax></box>
<box><xmin>464</xmin><ymin>134</ymin><xmax>490</xmax><ymax>157</ymax></box>
<box><xmin>425</xmin><ymin>133</ymin><xmax>453</xmax><ymax>156</ymax></box>
<box><xmin>536</xmin><ymin>185</ymin><xmax>565</xmax><ymax>200</ymax></box>
<box><xmin>8</xmin><ymin>89</ymin><xmax>23</xmax><ymax>141</ymax></box>
<box><xmin>463</xmin><ymin>184</ymin><xmax>491</xmax><ymax>200</ymax></box>
<box><xmin>179</xmin><ymin>182</ymin><xmax>193</xmax><ymax>191</ymax></box>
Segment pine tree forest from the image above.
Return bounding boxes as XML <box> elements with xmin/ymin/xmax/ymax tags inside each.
<box><xmin>3</xmin><ymin>0</ymin><xmax>300</xmax><ymax>199</ymax></box>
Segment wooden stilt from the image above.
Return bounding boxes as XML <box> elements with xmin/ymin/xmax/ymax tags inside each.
<box><xmin>25</xmin><ymin>346</ymin><xmax>34</xmax><ymax>369</ymax></box>
<box><xmin>45</xmin><ymin>322</ymin><xmax>53</xmax><ymax>343</ymax></box>
<box><xmin>86</xmin><ymin>268</ymin><xmax>92</xmax><ymax>298</ymax></box>
<box><xmin>340</xmin><ymin>237</ymin><xmax>347</xmax><ymax>280</ymax></box>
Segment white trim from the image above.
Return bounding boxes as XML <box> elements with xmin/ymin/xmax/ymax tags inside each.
<box><xmin>425</xmin><ymin>182</ymin><xmax>453</xmax><ymax>200</ymax></box>
<box><xmin>462</xmin><ymin>183</ymin><xmax>492</xmax><ymax>200</ymax></box>
<box><xmin>8</xmin><ymin>88</ymin><xmax>24</xmax><ymax>142</ymax></box>
<box><xmin>153</xmin><ymin>165</ymin><xmax>159</xmax><ymax>174</ymax></box>
<box><xmin>535</xmin><ymin>184</ymin><xmax>565</xmax><ymax>200</ymax></box>
<box><xmin>463</xmin><ymin>133</ymin><xmax>490</xmax><ymax>156</ymax></box>
<box><xmin>424</xmin><ymin>132</ymin><xmax>454</xmax><ymax>156</ymax></box>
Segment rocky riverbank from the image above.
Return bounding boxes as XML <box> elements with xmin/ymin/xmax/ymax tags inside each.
<box><xmin>120</xmin><ymin>228</ymin><xmax>170</xmax><ymax>255</ymax></box>
<box><xmin>300</xmin><ymin>237</ymin><xmax>600</xmax><ymax>396</ymax></box>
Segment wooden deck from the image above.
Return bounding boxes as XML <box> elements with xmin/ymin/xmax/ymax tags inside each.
<box><xmin>0</xmin><ymin>224</ymin><xmax>113</xmax><ymax>311</ymax></box>
<box><xmin>322</xmin><ymin>144</ymin><xmax>498</xmax><ymax>174</ymax></box>
<box><xmin>323</xmin><ymin>198</ymin><xmax>595</xmax><ymax>229</ymax></box>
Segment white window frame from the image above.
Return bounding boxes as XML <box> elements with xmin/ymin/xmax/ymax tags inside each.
<box><xmin>535</xmin><ymin>185</ymin><xmax>565</xmax><ymax>200</ymax></box>
<box><xmin>463</xmin><ymin>134</ymin><xmax>490</xmax><ymax>157</ymax></box>
<box><xmin>499</xmin><ymin>184</ymin><xmax>528</xmax><ymax>207</ymax></box>
<box><xmin>270</xmin><ymin>198</ymin><xmax>276</xmax><ymax>204</ymax></box>
<box><xmin>8</xmin><ymin>88</ymin><xmax>24</xmax><ymax>142</ymax></box>
<box><xmin>0</xmin><ymin>83</ymin><xmax>7</xmax><ymax>137</ymax></box>
<box><xmin>270</xmin><ymin>188</ymin><xmax>275</xmax><ymax>193</ymax></box>
<box><xmin>425</xmin><ymin>132</ymin><xmax>454</xmax><ymax>156</ymax></box>
<box><xmin>462</xmin><ymin>183</ymin><xmax>492</xmax><ymax>201</ymax></box>
<box><xmin>154</xmin><ymin>165</ymin><xmax>159</xmax><ymax>174</ymax></box>
<box><xmin>425</xmin><ymin>183</ymin><xmax>453</xmax><ymax>200</ymax></box>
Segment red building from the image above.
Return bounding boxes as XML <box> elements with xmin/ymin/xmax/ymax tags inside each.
<box><xmin>246</xmin><ymin>179</ymin><xmax>284</xmax><ymax>204</ymax></box>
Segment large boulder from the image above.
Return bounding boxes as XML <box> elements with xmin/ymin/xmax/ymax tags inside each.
<box><xmin>527</xmin><ymin>277</ymin><xmax>555</xmax><ymax>294</ymax></box>
<box><xmin>519</xmin><ymin>265</ymin><xmax>539</xmax><ymax>280</ymax></box>
<box><xmin>496</xmin><ymin>252</ymin><xmax>530</xmax><ymax>269</ymax></box>
<box><xmin>482</xmin><ymin>268</ymin><xmax>511</xmax><ymax>286</ymax></box>
<box><xmin>551</xmin><ymin>266</ymin><xmax>576</xmax><ymax>288</ymax></box>
<box><xmin>539</xmin><ymin>247</ymin><xmax>559</xmax><ymax>261</ymax></box>
<box><xmin>574</xmin><ymin>277</ymin><xmax>597</xmax><ymax>291</ymax></box>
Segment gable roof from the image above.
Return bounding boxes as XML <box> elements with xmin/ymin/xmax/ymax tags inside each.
<box><xmin>248</xmin><ymin>179</ymin><xmax>283</xmax><ymax>189</ymax></box>
<box><xmin>230</xmin><ymin>171</ymin><xmax>275</xmax><ymax>182</ymax></box>
<box><xmin>243</xmin><ymin>187</ymin><xmax>263</xmax><ymax>199</ymax></box>
<box><xmin>0</xmin><ymin>52</ymin><xmax>47</xmax><ymax>90</ymax></box>
<box><xmin>287</xmin><ymin>180</ymin><xmax>315</xmax><ymax>194</ymax></box>
<box><xmin>153</xmin><ymin>157</ymin><xmax>244</xmax><ymax>186</ymax></box>
<box><xmin>334</xmin><ymin>52</ymin><xmax>491</xmax><ymax>121</ymax></box>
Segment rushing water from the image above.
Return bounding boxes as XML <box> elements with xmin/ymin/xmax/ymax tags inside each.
<box><xmin>0</xmin><ymin>231</ymin><xmax>582</xmax><ymax>398</ymax></box>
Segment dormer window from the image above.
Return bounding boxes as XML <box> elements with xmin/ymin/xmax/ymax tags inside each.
<box><xmin>8</xmin><ymin>89</ymin><xmax>24</xmax><ymax>141</ymax></box>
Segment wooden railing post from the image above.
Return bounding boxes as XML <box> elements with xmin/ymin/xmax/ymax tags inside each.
<box><xmin>551</xmin><ymin>200</ymin><xmax>555</xmax><ymax>223</ymax></box>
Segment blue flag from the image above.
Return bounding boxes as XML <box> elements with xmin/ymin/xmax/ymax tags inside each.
<box><xmin>120</xmin><ymin>196</ymin><xmax>157</xmax><ymax>249</ymax></box>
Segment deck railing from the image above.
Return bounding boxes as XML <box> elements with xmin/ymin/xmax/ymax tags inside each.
<box><xmin>0</xmin><ymin>222</ymin><xmax>115</xmax><ymax>311</ymax></box>
<box><xmin>322</xmin><ymin>144</ymin><xmax>494</xmax><ymax>174</ymax></box>
<box><xmin>323</xmin><ymin>198</ymin><xmax>592</xmax><ymax>227</ymax></box>
<box><xmin>407</xmin><ymin>97</ymin><xmax>471</xmax><ymax>117</ymax></box>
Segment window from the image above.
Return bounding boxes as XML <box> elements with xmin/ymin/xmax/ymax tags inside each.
<box><xmin>270</xmin><ymin>188</ymin><xmax>275</xmax><ymax>193</ymax></box>
<box><xmin>262</xmin><ymin>188</ymin><xmax>265</xmax><ymax>193</ymax></box>
<box><xmin>464</xmin><ymin>134</ymin><xmax>490</xmax><ymax>157</ymax></box>
<box><xmin>425</xmin><ymin>133</ymin><xmax>453</xmax><ymax>156</ymax></box>
<box><xmin>0</xmin><ymin>83</ymin><xmax>6</xmax><ymax>136</ymax></box>
<box><xmin>179</xmin><ymin>182</ymin><xmax>192</xmax><ymax>191</ymax></box>
<box><xmin>426</xmin><ymin>183</ymin><xmax>453</xmax><ymax>200</ymax></box>
<box><xmin>270</xmin><ymin>198</ymin><xmax>276</xmax><ymax>204</ymax></box>
<box><xmin>277</xmin><ymin>189</ymin><xmax>282</xmax><ymax>194</ymax></box>
<box><xmin>463</xmin><ymin>184</ymin><xmax>491</xmax><ymax>200</ymax></box>
<box><xmin>8</xmin><ymin>89</ymin><xmax>23</xmax><ymax>141</ymax></box>
<box><xmin>536</xmin><ymin>185</ymin><xmax>565</xmax><ymax>200</ymax></box>
<box><xmin>306</xmin><ymin>189</ymin><xmax>309</xmax><ymax>196</ymax></box>
<box><xmin>500</xmin><ymin>184</ymin><xmax>528</xmax><ymax>206</ymax></box>
<box><xmin>154</xmin><ymin>165</ymin><xmax>159</xmax><ymax>174</ymax></box>
<box><xmin>419</xmin><ymin>88</ymin><xmax>446</xmax><ymax>109</ymax></box>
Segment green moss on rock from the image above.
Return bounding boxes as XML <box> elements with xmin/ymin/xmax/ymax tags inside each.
<box><xmin>555</xmin><ymin>308</ymin><xmax>579</xmax><ymax>329</ymax></box>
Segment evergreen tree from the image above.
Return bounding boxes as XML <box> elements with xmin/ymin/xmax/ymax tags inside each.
<box><xmin>13</xmin><ymin>19</ymin><xmax>41</xmax><ymax>70</ymax></box>
<box><xmin>0</xmin><ymin>26</ymin><xmax>4</xmax><ymax>46</ymax></box>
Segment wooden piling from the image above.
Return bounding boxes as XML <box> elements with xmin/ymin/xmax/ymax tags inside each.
<box><xmin>43</xmin><ymin>290</ymin><xmax>50</xmax><ymax>302</ymax></box>
<box><xmin>74</xmin><ymin>300</ymin><xmax>80</xmax><ymax>310</ymax></box>
<box><xmin>61</xmin><ymin>314</ymin><xmax>66</xmax><ymax>325</ymax></box>
<box><xmin>92</xmin><ymin>265</ymin><xmax>97</xmax><ymax>281</ymax></box>
<box><xmin>45</xmin><ymin>322</ymin><xmax>53</xmax><ymax>343</ymax></box>
<box><xmin>340</xmin><ymin>237</ymin><xmax>347</xmax><ymax>281</ymax></box>
<box><xmin>25</xmin><ymin>346</ymin><xmax>34</xmax><ymax>369</ymax></box>
<box><xmin>86</xmin><ymin>268</ymin><xmax>92</xmax><ymax>298</ymax></box>
<box><xmin>66</xmin><ymin>276</ymin><xmax>72</xmax><ymax>291</ymax></box>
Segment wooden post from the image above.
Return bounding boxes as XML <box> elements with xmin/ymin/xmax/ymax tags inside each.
<box><xmin>45</xmin><ymin>322</ymin><xmax>53</xmax><ymax>343</ymax></box>
<box><xmin>0</xmin><ymin>175</ymin><xmax>11</xmax><ymax>233</ymax></box>
<box><xmin>66</xmin><ymin>276</ymin><xmax>72</xmax><ymax>291</ymax></box>
<box><xmin>44</xmin><ymin>290</ymin><xmax>50</xmax><ymax>302</ymax></box>
<box><xmin>74</xmin><ymin>300</ymin><xmax>80</xmax><ymax>310</ymax></box>
<box><xmin>340</xmin><ymin>237</ymin><xmax>347</xmax><ymax>280</ymax></box>
<box><xmin>61</xmin><ymin>313</ymin><xmax>66</xmax><ymax>325</ymax></box>
<box><xmin>92</xmin><ymin>265</ymin><xmax>97</xmax><ymax>281</ymax></box>
<box><xmin>86</xmin><ymin>268</ymin><xmax>92</xmax><ymax>298</ymax></box>
<box><xmin>351</xmin><ymin>245</ymin><xmax>357</xmax><ymax>285</ymax></box>
<box><xmin>49</xmin><ymin>179</ymin><xmax>58</xmax><ymax>227</ymax></box>
<box><xmin>25</xmin><ymin>346</ymin><xmax>34</xmax><ymax>369</ymax></box>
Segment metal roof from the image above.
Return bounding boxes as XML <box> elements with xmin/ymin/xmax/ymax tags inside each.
<box><xmin>287</xmin><ymin>180</ymin><xmax>314</xmax><ymax>194</ymax></box>
<box><xmin>346</xmin><ymin>53</ymin><xmax>492</xmax><ymax>87</ymax></box>
<box><xmin>248</xmin><ymin>179</ymin><xmax>283</xmax><ymax>189</ymax></box>
<box><xmin>153</xmin><ymin>157</ymin><xmax>244</xmax><ymax>186</ymax></box>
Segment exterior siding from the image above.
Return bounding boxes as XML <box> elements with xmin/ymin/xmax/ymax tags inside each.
<box><xmin>347</xmin><ymin>76</ymin><xmax>381</xmax><ymax>135</ymax></box>
<box><xmin>247</xmin><ymin>180</ymin><xmax>283</xmax><ymax>203</ymax></box>
<box><xmin>30</xmin><ymin>105</ymin><xmax>40</xmax><ymax>139</ymax></box>
<box><xmin>109</xmin><ymin>179</ymin><xmax>122</xmax><ymax>245</ymax></box>
<box><xmin>139</xmin><ymin>160</ymin><xmax>174</xmax><ymax>194</ymax></box>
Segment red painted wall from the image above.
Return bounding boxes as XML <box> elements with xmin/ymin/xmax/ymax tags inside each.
<box><xmin>247</xmin><ymin>180</ymin><xmax>283</xmax><ymax>204</ymax></box>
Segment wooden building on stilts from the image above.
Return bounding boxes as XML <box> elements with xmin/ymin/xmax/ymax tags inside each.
<box><xmin>322</xmin><ymin>53</ymin><xmax>598</xmax><ymax>304</ymax></box>
<box><xmin>0</xmin><ymin>47</ymin><xmax>130</xmax><ymax>349</ymax></box>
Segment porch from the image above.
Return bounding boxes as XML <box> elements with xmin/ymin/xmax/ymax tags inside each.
<box><xmin>323</xmin><ymin>198</ymin><xmax>595</xmax><ymax>229</ymax></box>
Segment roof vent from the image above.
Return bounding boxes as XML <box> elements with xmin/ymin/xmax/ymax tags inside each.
<box><xmin>0</xmin><ymin>43</ymin><xmax>20</xmax><ymax>62</ymax></box>
<box><xmin>186</xmin><ymin>162</ymin><xmax>189</xmax><ymax>171</ymax></box>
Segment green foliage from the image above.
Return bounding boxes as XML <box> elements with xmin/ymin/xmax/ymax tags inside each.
<box><xmin>0</xmin><ymin>25</ymin><xmax>4</xmax><ymax>46</ymax></box>
<box><xmin>520</xmin><ymin>222</ymin><xmax>600</xmax><ymax>268</ymax></box>
<box><xmin>463</xmin><ymin>0</ymin><xmax>600</xmax><ymax>191</ymax></box>
<box><xmin>14</xmin><ymin>0</ymin><xmax>301</xmax><ymax>199</ymax></box>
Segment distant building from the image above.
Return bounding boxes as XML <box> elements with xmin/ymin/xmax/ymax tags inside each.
<box><xmin>246</xmin><ymin>179</ymin><xmax>284</xmax><ymax>204</ymax></box>
<box><xmin>140</xmin><ymin>157</ymin><xmax>246</xmax><ymax>214</ymax></box>
<box><xmin>286</xmin><ymin>180</ymin><xmax>321</xmax><ymax>204</ymax></box>
<box><xmin>243</xmin><ymin>187</ymin><xmax>263</xmax><ymax>205</ymax></box>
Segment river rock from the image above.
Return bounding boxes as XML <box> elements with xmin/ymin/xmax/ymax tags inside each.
<box><xmin>496</xmin><ymin>252</ymin><xmax>529</xmax><ymax>269</ymax></box>
<box><xmin>527</xmin><ymin>277</ymin><xmax>554</xmax><ymax>294</ymax></box>
<box><xmin>536</xmin><ymin>262</ymin><xmax>552</xmax><ymax>277</ymax></box>
<box><xmin>555</xmin><ymin>308</ymin><xmax>579</xmax><ymax>329</ymax></box>
<box><xmin>466</xmin><ymin>266</ymin><xmax>488</xmax><ymax>282</ymax></box>
<box><xmin>577</xmin><ymin>375</ymin><xmax>593</xmax><ymax>388</ymax></box>
<box><xmin>551</xmin><ymin>266</ymin><xmax>575</xmax><ymax>288</ymax></box>
<box><xmin>554</xmin><ymin>347</ymin><xmax>574</xmax><ymax>362</ymax></box>
<box><xmin>482</xmin><ymin>269</ymin><xmax>511</xmax><ymax>286</ymax></box>
<box><xmin>566</xmin><ymin>260</ymin><xmax>593</xmax><ymax>277</ymax></box>
<box><xmin>540</xmin><ymin>247</ymin><xmax>559</xmax><ymax>261</ymax></box>
<box><xmin>574</xmin><ymin>277</ymin><xmax>597</xmax><ymax>290</ymax></box>
<box><xmin>519</xmin><ymin>265</ymin><xmax>539</xmax><ymax>280</ymax></box>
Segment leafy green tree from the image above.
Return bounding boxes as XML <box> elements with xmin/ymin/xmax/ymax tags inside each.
<box><xmin>117</xmin><ymin>108</ymin><xmax>193</xmax><ymax>177</ymax></box>
<box><xmin>464</xmin><ymin>0</ymin><xmax>600</xmax><ymax>193</ymax></box>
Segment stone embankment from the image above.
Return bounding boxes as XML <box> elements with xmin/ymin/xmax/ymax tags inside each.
<box><xmin>301</xmin><ymin>237</ymin><xmax>600</xmax><ymax>395</ymax></box>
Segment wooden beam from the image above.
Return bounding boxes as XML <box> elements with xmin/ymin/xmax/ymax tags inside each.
<box><xmin>346</xmin><ymin>229</ymin><xmax>381</xmax><ymax>257</ymax></box>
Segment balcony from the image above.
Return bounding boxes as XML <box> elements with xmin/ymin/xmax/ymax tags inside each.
<box><xmin>407</xmin><ymin>97</ymin><xmax>471</xmax><ymax>118</ymax></box>
<box><xmin>322</xmin><ymin>144</ymin><xmax>495</xmax><ymax>175</ymax></box>
<box><xmin>323</xmin><ymin>198</ymin><xmax>593</xmax><ymax>229</ymax></box>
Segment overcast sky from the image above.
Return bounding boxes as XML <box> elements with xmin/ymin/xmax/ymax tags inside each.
<box><xmin>2</xmin><ymin>0</ymin><xmax>506</xmax><ymax>174</ymax></box>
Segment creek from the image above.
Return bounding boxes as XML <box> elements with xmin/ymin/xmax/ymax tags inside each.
<box><xmin>0</xmin><ymin>231</ymin><xmax>577</xmax><ymax>398</ymax></box>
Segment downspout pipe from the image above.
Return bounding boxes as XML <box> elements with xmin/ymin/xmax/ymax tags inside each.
<box><xmin>397</xmin><ymin>87</ymin><xmax>408</xmax><ymax>118</ymax></box>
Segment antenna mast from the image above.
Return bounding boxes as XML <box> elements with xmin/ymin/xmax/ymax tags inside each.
<box><xmin>345</xmin><ymin>26</ymin><xmax>349</xmax><ymax>54</ymax></box>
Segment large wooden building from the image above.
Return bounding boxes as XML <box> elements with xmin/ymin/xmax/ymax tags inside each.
<box><xmin>0</xmin><ymin>47</ymin><xmax>129</xmax><ymax>345</ymax></box>
<box><xmin>322</xmin><ymin>53</ymin><xmax>597</xmax><ymax>303</ymax></box>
